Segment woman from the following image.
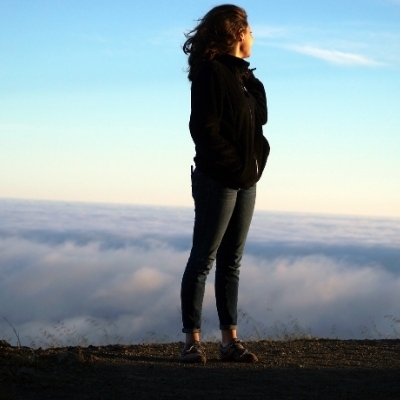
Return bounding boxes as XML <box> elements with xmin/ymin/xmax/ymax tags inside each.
<box><xmin>180</xmin><ymin>4</ymin><xmax>270</xmax><ymax>363</ymax></box>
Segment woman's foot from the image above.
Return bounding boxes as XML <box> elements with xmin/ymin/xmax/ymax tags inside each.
<box><xmin>219</xmin><ymin>339</ymin><xmax>258</xmax><ymax>362</ymax></box>
<box><xmin>180</xmin><ymin>341</ymin><xmax>207</xmax><ymax>364</ymax></box>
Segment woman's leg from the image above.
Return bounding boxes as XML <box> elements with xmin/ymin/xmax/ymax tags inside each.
<box><xmin>181</xmin><ymin>169</ymin><xmax>238</xmax><ymax>336</ymax></box>
<box><xmin>215</xmin><ymin>184</ymin><xmax>256</xmax><ymax>333</ymax></box>
<box><xmin>215</xmin><ymin>184</ymin><xmax>258</xmax><ymax>362</ymax></box>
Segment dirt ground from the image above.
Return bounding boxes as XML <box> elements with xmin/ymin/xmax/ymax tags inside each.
<box><xmin>1</xmin><ymin>339</ymin><xmax>400</xmax><ymax>399</ymax></box>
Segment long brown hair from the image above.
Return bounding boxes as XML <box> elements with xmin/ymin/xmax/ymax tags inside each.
<box><xmin>183</xmin><ymin>4</ymin><xmax>248</xmax><ymax>81</ymax></box>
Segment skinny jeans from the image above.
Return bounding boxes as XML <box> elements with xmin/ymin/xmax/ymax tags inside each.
<box><xmin>181</xmin><ymin>168</ymin><xmax>256</xmax><ymax>333</ymax></box>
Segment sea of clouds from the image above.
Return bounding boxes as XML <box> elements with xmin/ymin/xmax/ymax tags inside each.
<box><xmin>1</xmin><ymin>199</ymin><xmax>400</xmax><ymax>347</ymax></box>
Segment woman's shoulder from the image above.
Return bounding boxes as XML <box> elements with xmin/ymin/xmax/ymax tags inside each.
<box><xmin>195</xmin><ymin>56</ymin><xmax>240</xmax><ymax>80</ymax></box>
<box><xmin>198</xmin><ymin>58</ymin><xmax>224</xmax><ymax>73</ymax></box>
<box><xmin>192</xmin><ymin>59</ymin><xmax>224</xmax><ymax>83</ymax></box>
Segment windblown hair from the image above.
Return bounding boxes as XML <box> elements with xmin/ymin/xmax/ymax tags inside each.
<box><xmin>183</xmin><ymin>4</ymin><xmax>248</xmax><ymax>81</ymax></box>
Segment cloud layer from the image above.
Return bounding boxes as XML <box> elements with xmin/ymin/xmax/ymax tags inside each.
<box><xmin>1</xmin><ymin>199</ymin><xmax>400</xmax><ymax>347</ymax></box>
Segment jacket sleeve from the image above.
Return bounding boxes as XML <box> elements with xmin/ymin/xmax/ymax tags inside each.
<box><xmin>189</xmin><ymin>62</ymin><xmax>242</xmax><ymax>174</ymax></box>
<box><xmin>242</xmin><ymin>71</ymin><xmax>268</xmax><ymax>125</ymax></box>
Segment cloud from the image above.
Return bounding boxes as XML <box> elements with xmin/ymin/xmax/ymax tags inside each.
<box><xmin>148</xmin><ymin>27</ymin><xmax>187</xmax><ymax>47</ymax></box>
<box><xmin>81</xmin><ymin>33</ymin><xmax>112</xmax><ymax>45</ymax></box>
<box><xmin>252</xmin><ymin>25</ymin><xmax>289</xmax><ymax>39</ymax></box>
<box><xmin>239</xmin><ymin>254</ymin><xmax>400</xmax><ymax>338</ymax></box>
<box><xmin>1</xmin><ymin>199</ymin><xmax>399</xmax><ymax>347</ymax></box>
<box><xmin>287</xmin><ymin>45</ymin><xmax>383</xmax><ymax>66</ymax></box>
<box><xmin>253</xmin><ymin>21</ymin><xmax>399</xmax><ymax>67</ymax></box>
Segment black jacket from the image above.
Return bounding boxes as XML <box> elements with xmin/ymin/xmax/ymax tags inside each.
<box><xmin>189</xmin><ymin>54</ymin><xmax>270</xmax><ymax>189</ymax></box>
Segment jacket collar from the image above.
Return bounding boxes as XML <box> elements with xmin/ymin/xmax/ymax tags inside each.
<box><xmin>214</xmin><ymin>54</ymin><xmax>250</xmax><ymax>73</ymax></box>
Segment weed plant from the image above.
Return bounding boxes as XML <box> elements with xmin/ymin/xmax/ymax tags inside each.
<box><xmin>2</xmin><ymin>312</ymin><xmax>400</xmax><ymax>349</ymax></box>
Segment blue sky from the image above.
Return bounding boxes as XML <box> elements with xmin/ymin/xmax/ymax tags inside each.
<box><xmin>2</xmin><ymin>0</ymin><xmax>400</xmax><ymax>217</ymax></box>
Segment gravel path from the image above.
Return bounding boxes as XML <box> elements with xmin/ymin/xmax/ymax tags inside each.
<box><xmin>1</xmin><ymin>339</ymin><xmax>400</xmax><ymax>399</ymax></box>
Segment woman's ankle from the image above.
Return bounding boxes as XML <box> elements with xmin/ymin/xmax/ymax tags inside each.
<box><xmin>221</xmin><ymin>329</ymin><xmax>237</xmax><ymax>345</ymax></box>
<box><xmin>185</xmin><ymin>332</ymin><xmax>200</xmax><ymax>344</ymax></box>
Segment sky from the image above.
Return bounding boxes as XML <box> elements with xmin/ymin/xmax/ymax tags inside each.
<box><xmin>1</xmin><ymin>199</ymin><xmax>400</xmax><ymax>347</ymax></box>
<box><xmin>1</xmin><ymin>0</ymin><xmax>400</xmax><ymax>218</ymax></box>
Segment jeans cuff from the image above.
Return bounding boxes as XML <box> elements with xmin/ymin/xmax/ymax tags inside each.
<box><xmin>182</xmin><ymin>328</ymin><xmax>201</xmax><ymax>334</ymax></box>
<box><xmin>219</xmin><ymin>325</ymin><xmax>237</xmax><ymax>331</ymax></box>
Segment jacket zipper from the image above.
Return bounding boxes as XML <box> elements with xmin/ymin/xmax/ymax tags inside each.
<box><xmin>254</xmin><ymin>154</ymin><xmax>259</xmax><ymax>177</ymax></box>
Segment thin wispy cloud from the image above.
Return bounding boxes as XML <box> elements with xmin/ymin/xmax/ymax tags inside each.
<box><xmin>253</xmin><ymin>21</ymin><xmax>397</xmax><ymax>67</ymax></box>
<box><xmin>148</xmin><ymin>27</ymin><xmax>187</xmax><ymax>47</ymax></box>
<box><xmin>288</xmin><ymin>45</ymin><xmax>384</xmax><ymax>66</ymax></box>
<box><xmin>81</xmin><ymin>33</ymin><xmax>112</xmax><ymax>45</ymax></box>
<box><xmin>253</xmin><ymin>25</ymin><xmax>290</xmax><ymax>39</ymax></box>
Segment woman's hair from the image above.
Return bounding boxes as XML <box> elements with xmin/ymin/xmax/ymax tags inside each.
<box><xmin>183</xmin><ymin>4</ymin><xmax>248</xmax><ymax>81</ymax></box>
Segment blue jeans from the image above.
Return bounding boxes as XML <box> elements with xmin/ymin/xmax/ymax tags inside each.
<box><xmin>181</xmin><ymin>168</ymin><xmax>256</xmax><ymax>333</ymax></box>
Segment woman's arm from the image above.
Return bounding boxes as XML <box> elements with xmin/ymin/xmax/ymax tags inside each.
<box><xmin>189</xmin><ymin>62</ymin><xmax>242</xmax><ymax>174</ymax></box>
